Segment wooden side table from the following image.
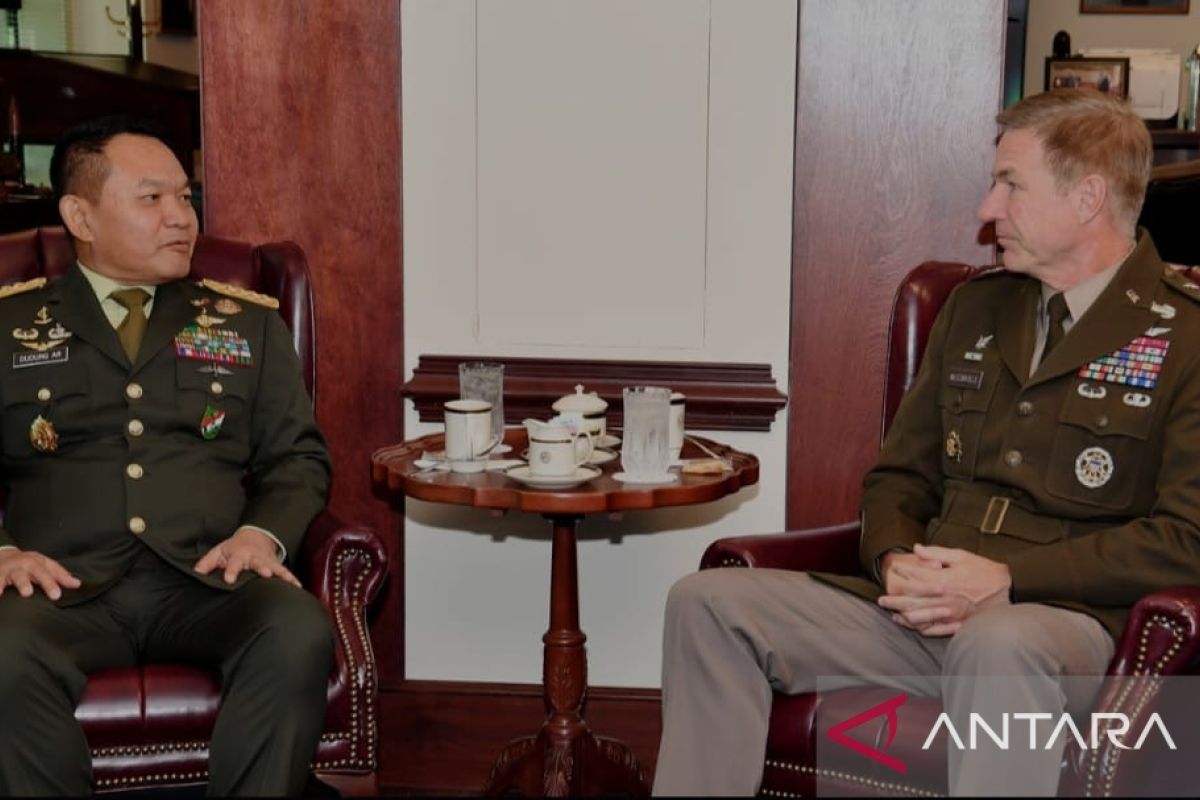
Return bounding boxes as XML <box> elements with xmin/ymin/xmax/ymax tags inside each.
<box><xmin>372</xmin><ymin>428</ymin><xmax>759</xmax><ymax>796</ymax></box>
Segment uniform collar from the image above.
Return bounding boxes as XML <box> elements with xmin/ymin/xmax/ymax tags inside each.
<box><xmin>75</xmin><ymin>260</ymin><xmax>158</xmax><ymax>307</ymax></box>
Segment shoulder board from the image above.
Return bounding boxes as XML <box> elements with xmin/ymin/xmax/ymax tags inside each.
<box><xmin>1161</xmin><ymin>264</ymin><xmax>1200</xmax><ymax>304</ymax></box>
<box><xmin>0</xmin><ymin>277</ymin><xmax>47</xmax><ymax>300</ymax></box>
<box><xmin>197</xmin><ymin>278</ymin><xmax>279</xmax><ymax>309</ymax></box>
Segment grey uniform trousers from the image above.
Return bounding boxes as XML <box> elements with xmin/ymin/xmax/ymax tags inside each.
<box><xmin>0</xmin><ymin>546</ymin><xmax>334</xmax><ymax>797</ymax></box>
<box><xmin>653</xmin><ymin>569</ymin><xmax>1114</xmax><ymax>797</ymax></box>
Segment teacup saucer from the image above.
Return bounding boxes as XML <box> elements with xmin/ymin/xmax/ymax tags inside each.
<box><xmin>505</xmin><ymin>465</ymin><xmax>601</xmax><ymax>489</ymax></box>
<box><xmin>587</xmin><ymin>448</ymin><xmax>618</xmax><ymax>466</ymax></box>
<box><xmin>613</xmin><ymin>472</ymin><xmax>679</xmax><ymax>485</ymax></box>
<box><xmin>596</xmin><ymin>434</ymin><xmax>622</xmax><ymax>449</ymax></box>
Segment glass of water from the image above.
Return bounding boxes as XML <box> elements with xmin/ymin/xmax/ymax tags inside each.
<box><xmin>620</xmin><ymin>386</ymin><xmax>672</xmax><ymax>482</ymax></box>
<box><xmin>458</xmin><ymin>362</ymin><xmax>505</xmax><ymax>443</ymax></box>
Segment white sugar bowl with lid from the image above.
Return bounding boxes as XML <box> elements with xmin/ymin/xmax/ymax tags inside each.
<box><xmin>552</xmin><ymin>384</ymin><xmax>609</xmax><ymax>438</ymax></box>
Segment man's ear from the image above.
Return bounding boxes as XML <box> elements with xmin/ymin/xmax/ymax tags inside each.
<box><xmin>1073</xmin><ymin>174</ymin><xmax>1108</xmax><ymax>225</ymax></box>
<box><xmin>58</xmin><ymin>194</ymin><xmax>96</xmax><ymax>244</ymax></box>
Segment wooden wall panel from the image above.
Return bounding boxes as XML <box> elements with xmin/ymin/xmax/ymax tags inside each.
<box><xmin>786</xmin><ymin>0</ymin><xmax>1004</xmax><ymax>528</ymax></box>
<box><xmin>198</xmin><ymin>3</ymin><xmax>405</xmax><ymax>680</ymax></box>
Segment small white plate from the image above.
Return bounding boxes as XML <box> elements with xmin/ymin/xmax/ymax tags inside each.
<box><xmin>504</xmin><ymin>465</ymin><xmax>602</xmax><ymax>489</ymax></box>
<box><xmin>493</xmin><ymin>443</ymin><xmax>513</xmax><ymax>455</ymax></box>
<box><xmin>596</xmin><ymin>434</ymin><xmax>622</xmax><ymax>449</ymax></box>
<box><xmin>587</xmin><ymin>448</ymin><xmax>618</xmax><ymax>466</ymax></box>
<box><xmin>613</xmin><ymin>472</ymin><xmax>679</xmax><ymax>485</ymax></box>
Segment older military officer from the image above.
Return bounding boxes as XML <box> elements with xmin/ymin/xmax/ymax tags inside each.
<box><xmin>0</xmin><ymin>117</ymin><xmax>333</xmax><ymax>796</ymax></box>
<box><xmin>654</xmin><ymin>89</ymin><xmax>1200</xmax><ymax>796</ymax></box>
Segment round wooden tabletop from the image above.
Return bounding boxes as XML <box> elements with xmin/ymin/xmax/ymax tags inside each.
<box><xmin>371</xmin><ymin>427</ymin><xmax>759</xmax><ymax>515</ymax></box>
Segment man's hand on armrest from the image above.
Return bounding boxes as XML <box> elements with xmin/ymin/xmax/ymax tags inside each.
<box><xmin>194</xmin><ymin>527</ymin><xmax>301</xmax><ymax>588</ymax></box>
<box><xmin>0</xmin><ymin>547</ymin><xmax>81</xmax><ymax>600</ymax></box>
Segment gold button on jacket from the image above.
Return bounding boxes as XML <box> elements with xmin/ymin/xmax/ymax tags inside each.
<box><xmin>0</xmin><ymin>266</ymin><xmax>331</xmax><ymax>604</ymax></box>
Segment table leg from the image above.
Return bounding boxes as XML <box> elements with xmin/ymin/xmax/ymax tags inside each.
<box><xmin>483</xmin><ymin>514</ymin><xmax>649</xmax><ymax>797</ymax></box>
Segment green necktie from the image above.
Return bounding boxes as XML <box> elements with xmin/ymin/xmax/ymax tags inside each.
<box><xmin>1043</xmin><ymin>292</ymin><xmax>1070</xmax><ymax>359</ymax></box>
<box><xmin>110</xmin><ymin>288</ymin><xmax>151</xmax><ymax>362</ymax></box>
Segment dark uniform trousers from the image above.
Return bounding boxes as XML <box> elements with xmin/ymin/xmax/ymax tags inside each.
<box><xmin>0</xmin><ymin>547</ymin><xmax>333</xmax><ymax>796</ymax></box>
<box><xmin>655</xmin><ymin>234</ymin><xmax>1200</xmax><ymax>796</ymax></box>
<box><xmin>0</xmin><ymin>265</ymin><xmax>334</xmax><ymax>796</ymax></box>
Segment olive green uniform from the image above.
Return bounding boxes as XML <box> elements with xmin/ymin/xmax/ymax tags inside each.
<box><xmin>823</xmin><ymin>233</ymin><xmax>1200</xmax><ymax>640</ymax></box>
<box><xmin>0</xmin><ymin>264</ymin><xmax>333</xmax><ymax>796</ymax></box>
<box><xmin>655</xmin><ymin>235</ymin><xmax>1200</xmax><ymax>796</ymax></box>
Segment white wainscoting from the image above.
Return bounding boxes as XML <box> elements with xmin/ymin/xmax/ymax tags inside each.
<box><xmin>401</xmin><ymin>0</ymin><xmax>796</xmax><ymax>687</ymax></box>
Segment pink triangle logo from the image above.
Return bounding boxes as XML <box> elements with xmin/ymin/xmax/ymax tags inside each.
<box><xmin>825</xmin><ymin>692</ymin><xmax>907</xmax><ymax>774</ymax></box>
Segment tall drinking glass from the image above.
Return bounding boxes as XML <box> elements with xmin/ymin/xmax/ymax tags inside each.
<box><xmin>620</xmin><ymin>386</ymin><xmax>672</xmax><ymax>482</ymax></box>
<box><xmin>459</xmin><ymin>362</ymin><xmax>505</xmax><ymax>443</ymax></box>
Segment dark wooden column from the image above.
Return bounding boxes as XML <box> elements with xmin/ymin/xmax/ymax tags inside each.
<box><xmin>198</xmin><ymin>2</ymin><xmax>405</xmax><ymax>681</ymax></box>
<box><xmin>787</xmin><ymin>0</ymin><xmax>1005</xmax><ymax>528</ymax></box>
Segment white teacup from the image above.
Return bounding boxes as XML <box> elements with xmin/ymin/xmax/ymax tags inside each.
<box><xmin>445</xmin><ymin>399</ymin><xmax>501</xmax><ymax>473</ymax></box>
<box><xmin>528</xmin><ymin>422</ymin><xmax>594</xmax><ymax>477</ymax></box>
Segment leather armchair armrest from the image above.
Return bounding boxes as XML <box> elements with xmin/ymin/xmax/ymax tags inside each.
<box><xmin>699</xmin><ymin>522</ymin><xmax>862</xmax><ymax>575</ymax></box>
<box><xmin>1106</xmin><ymin>586</ymin><xmax>1200</xmax><ymax>677</ymax></box>
<box><xmin>1060</xmin><ymin>587</ymin><xmax>1200</xmax><ymax>797</ymax></box>
<box><xmin>302</xmin><ymin>508</ymin><xmax>389</xmax><ymax>612</ymax></box>
<box><xmin>299</xmin><ymin>508</ymin><xmax>389</xmax><ymax>773</ymax></box>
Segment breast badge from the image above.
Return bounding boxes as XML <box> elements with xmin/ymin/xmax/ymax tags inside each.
<box><xmin>201</xmin><ymin>405</ymin><xmax>226</xmax><ymax>440</ymax></box>
<box><xmin>945</xmin><ymin>430</ymin><xmax>963</xmax><ymax>463</ymax></box>
<box><xmin>1076</xmin><ymin>383</ymin><xmax>1107</xmax><ymax>400</ymax></box>
<box><xmin>12</xmin><ymin>306</ymin><xmax>73</xmax><ymax>354</ymax></box>
<box><xmin>1123</xmin><ymin>392</ymin><xmax>1152</xmax><ymax>408</ymax></box>
<box><xmin>29</xmin><ymin>414</ymin><xmax>58</xmax><ymax>454</ymax></box>
<box><xmin>1151</xmin><ymin>302</ymin><xmax>1176</xmax><ymax>320</ymax></box>
<box><xmin>1075</xmin><ymin>447</ymin><xmax>1114</xmax><ymax>489</ymax></box>
<box><xmin>214</xmin><ymin>298</ymin><xmax>242</xmax><ymax>315</ymax></box>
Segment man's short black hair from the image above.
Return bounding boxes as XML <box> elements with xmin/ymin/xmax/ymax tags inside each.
<box><xmin>49</xmin><ymin>115</ymin><xmax>174</xmax><ymax>201</ymax></box>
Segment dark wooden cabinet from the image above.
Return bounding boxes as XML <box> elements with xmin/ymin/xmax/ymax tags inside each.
<box><xmin>0</xmin><ymin>48</ymin><xmax>199</xmax><ymax>175</ymax></box>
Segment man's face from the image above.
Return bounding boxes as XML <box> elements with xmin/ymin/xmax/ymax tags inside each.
<box><xmin>69</xmin><ymin>133</ymin><xmax>198</xmax><ymax>284</ymax></box>
<box><xmin>977</xmin><ymin>128</ymin><xmax>1082</xmax><ymax>284</ymax></box>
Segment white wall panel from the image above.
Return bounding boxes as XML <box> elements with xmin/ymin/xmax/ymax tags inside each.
<box><xmin>402</xmin><ymin>0</ymin><xmax>796</xmax><ymax>687</ymax></box>
<box><xmin>476</xmin><ymin>0</ymin><xmax>710</xmax><ymax>348</ymax></box>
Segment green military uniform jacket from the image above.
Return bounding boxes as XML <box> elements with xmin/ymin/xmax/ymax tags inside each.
<box><xmin>817</xmin><ymin>234</ymin><xmax>1200</xmax><ymax>639</ymax></box>
<box><xmin>0</xmin><ymin>264</ymin><xmax>330</xmax><ymax>604</ymax></box>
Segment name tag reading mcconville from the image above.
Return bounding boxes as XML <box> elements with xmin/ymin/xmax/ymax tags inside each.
<box><xmin>947</xmin><ymin>367</ymin><xmax>984</xmax><ymax>390</ymax></box>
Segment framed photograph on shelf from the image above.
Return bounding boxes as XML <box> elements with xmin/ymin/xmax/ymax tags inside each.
<box><xmin>1044</xmin><ymin>57</ymin><xmax>1130</xmax><ymax>98</ymax></box>
<box><xmin>1080</xmin><ymin>0</ymin><xmax>1189</xmax><ymax>13</ymax></box>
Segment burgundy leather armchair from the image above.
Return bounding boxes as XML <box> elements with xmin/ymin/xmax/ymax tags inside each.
<box><xmin>0</xmin><ymin>227</ymin><xmax>388</xmax><ymax>795</ymax></box>
<box><xmin>700</xmin><ymin>261</ymin><xmax>1200</xmax><ymax>797</ymax></box>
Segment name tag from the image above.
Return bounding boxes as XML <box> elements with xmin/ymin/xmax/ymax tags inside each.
<box><xmin>13</xmin><ymin>348</ymin><xmax>68</xmax><ymax>369</ymax></box>
<box><xmin>947</xmin><ymin>367</ymin><xmax>984</xmax><ymax>390</ymax></box>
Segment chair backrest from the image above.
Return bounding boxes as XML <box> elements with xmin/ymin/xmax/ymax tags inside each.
<box><xmin>881</xmin><ymin>259</ymin><xmax>1200</xmax><ymax>442</ymax></box>
<box><xmin>1141</xmin><ymin>161</ymin><xmax>1200</xmax><ymax>267</ymax></box>
<box><xmin>0</xmin><ymin>226</ymin><xmax>317</xmax><ymax>401</ymax></box>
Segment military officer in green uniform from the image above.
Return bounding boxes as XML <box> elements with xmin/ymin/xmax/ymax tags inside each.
<box><xmin>654</xmin><ymin>89</ymin><xmax>1200</xmax><ymax>796</ymax></box>
<box><xmin>0</xmin><ymin>117</ymin><xmax>333</xmax><ymax>796</ymax></box>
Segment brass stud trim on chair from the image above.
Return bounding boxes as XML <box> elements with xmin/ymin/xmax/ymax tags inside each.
<box><xmin>1083</xmin><ymin>614</ymin><xmax>1186</xmax><ymax>797</ymax></box>
<box><xmin>763</xmin><ymin>759</ymin><xmax>940</xmax><ymax>797</ymax></box>
<box><xmin>90</xmin><ymin>548</ymin><xmax>381</xmax><ymax>788</ymax></box>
